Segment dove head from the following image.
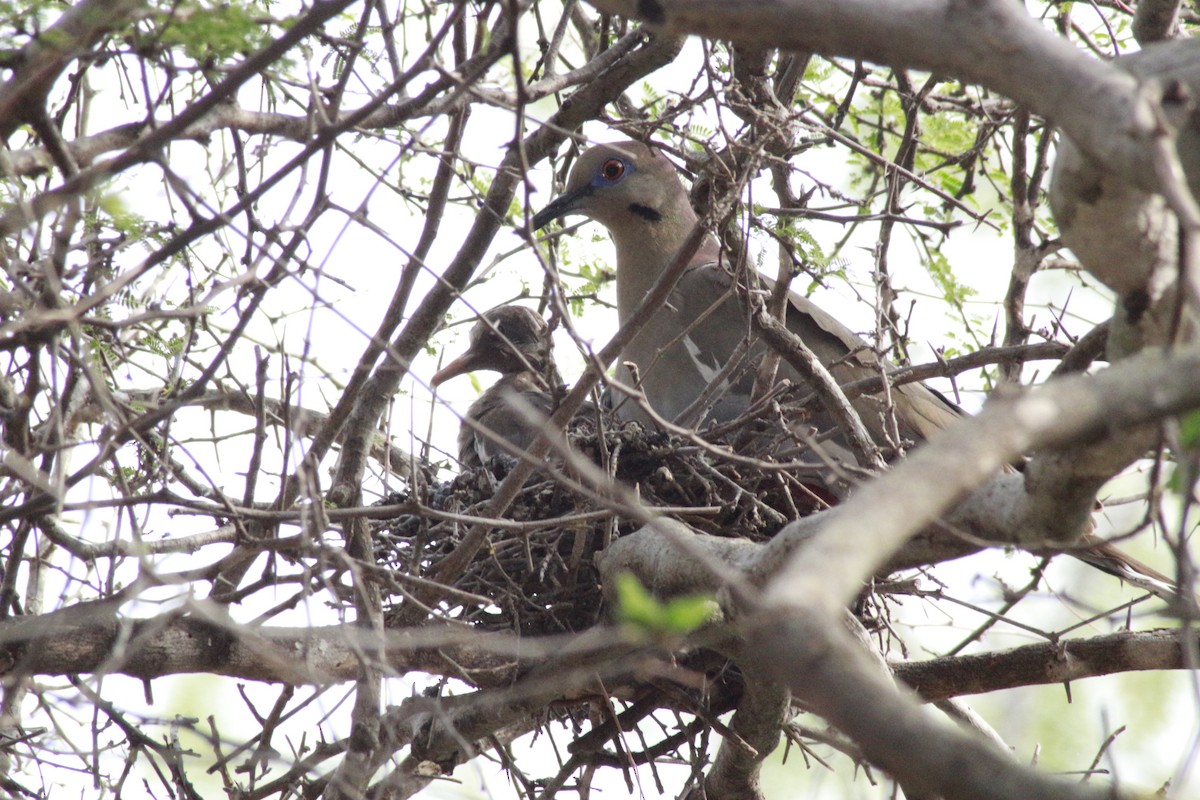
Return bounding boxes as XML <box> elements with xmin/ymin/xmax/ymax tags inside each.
<box><xmin>533</xmin><ymin>141</ymin><xmax>715</xmax><ymax>313</ymax></box>
<box><xmin>533</xmin><ymin>141</ymin><xmax>698</xmax><ymax>240</ymax></box>
<box><xmin>432</xmin><ymin>305</ymin><xmax>557</xmax><ymax>388</ymax></box>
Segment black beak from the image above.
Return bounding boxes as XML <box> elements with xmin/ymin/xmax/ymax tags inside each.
<box><xmin>531</xmin><ymin>185</ymin><xmax>592</xmax><ymax>231</ymax></box>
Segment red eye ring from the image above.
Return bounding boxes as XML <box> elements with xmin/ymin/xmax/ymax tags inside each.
<box><xmin>600</xmin><ymin>159</ymin><xmax>625</xmax><ymax>181</ymax></box>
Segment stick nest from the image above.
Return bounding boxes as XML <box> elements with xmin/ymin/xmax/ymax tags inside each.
<box><xmin>374</xmin><ymin>417</ymin><xmax>841</xmax><ymax>636</ymax></box>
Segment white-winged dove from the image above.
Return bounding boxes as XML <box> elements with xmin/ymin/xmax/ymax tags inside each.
<box><xmin>533</xmin><ymin>140</ymin><xmax>1184</xmax><ymax>599</ymax></box>
<box><xmin>532</xmin><ymin>141</ymin><xmax>961</xmax><ymax>463</ymax></box>
<box><xmin>432</xmin><ymin>305</ymin><xmax>574</xmax><ymax>469</ymax></box>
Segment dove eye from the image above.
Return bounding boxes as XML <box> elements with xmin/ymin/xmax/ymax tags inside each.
<box><xmin>600</xmin><ymin>159</ymin><xmax>625</xmax><ymax>181</ymax></box>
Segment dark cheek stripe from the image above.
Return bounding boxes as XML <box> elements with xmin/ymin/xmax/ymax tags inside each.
<box><xmin>629</xmin><ymin>203</ymin><xmax>662</xmax><ymax>222</ymax></box>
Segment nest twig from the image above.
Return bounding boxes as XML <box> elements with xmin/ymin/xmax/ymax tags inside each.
<box><xmin>374</xmin><ymin>405</ymin><xmax>858</xmax><ymax>636</ymax></box>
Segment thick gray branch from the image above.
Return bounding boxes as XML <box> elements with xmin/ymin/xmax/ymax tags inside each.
<box><xmin>1133</xmin><ymin>0</ymin><xmax>1183</xmax><ymax>44</ymax></box>
<box><xmin>744</xmin><ymin>610</ymin><xmax>1114</xmax><ymax>800</ymax></box>
<box><xmin>587</xmin><ymin>0</ymin><xmax>1167</xmax><ymax>194</ymax></box>
<box><xmin>4</xmin><ymin>597</ymin><xmax>1187</xmax><ymax>703</ymax></box>
<box><xmin>762</xmin><ymin>345</ymin><xmax>1200</xmax><ymax>615</ymax></box>
<box><xmin>896</xmin><ymin>629</ymin><xmax>1193</xmax><ymax>702</ymax></box>
<box><xmin>601</xmin><ymin>345</ymin><xmax>1200</xmax><ymax>797</ymax></box>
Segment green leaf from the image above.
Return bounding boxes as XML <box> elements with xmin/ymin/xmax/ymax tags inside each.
<box><xmin>613</xmin><ymin>572</ymin><xmax>660</xmax><ymax>628</ymax></box>
<box><xmin>660</xmin><ymin>595</ymin><xmax>718</xmax><ymax>633</ymax></box>
<box><xmin>612</xmin><ymin>572</ymin><xmax>716</xmax><ymax>635</ymax></box>
<box><xmin>153</xmin><ymin>1</ymin><xmax>273</xmax><ymax>63</ymax></box>
<box><xmin>1178</xmin><ymin>409</ymin><xmax>1200</xmax><ymax>450</ymax></box>
<box><xmin>924</xmin><ymin>247</ymin><xmax>976</xmax><ymax>307</ymax></box>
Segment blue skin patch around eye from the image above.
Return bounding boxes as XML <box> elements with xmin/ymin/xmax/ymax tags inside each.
<box><xmin>593</xmin><ymin>157</ymin><xmax>635</xmax><ymax>187</ymax></box>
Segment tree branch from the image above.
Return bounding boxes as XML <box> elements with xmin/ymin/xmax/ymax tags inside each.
<box><xmin>584</xmin><ymin>0</ymin><xmax>1164</xmax><ymax>193</ymax></box>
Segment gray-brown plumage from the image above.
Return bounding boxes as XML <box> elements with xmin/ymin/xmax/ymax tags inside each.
<box><xmin>432</xmin><ymin>305</ymin><xmax>570</xmax><ymax>469</ymax></box>
<box><xmin>533</xmin><ymin>140</ymin><xmax>1183</xmax><ymax>600</ymax></box>
<box><xmin>533</xmin><ymin>141</ymin><xmax>961</xmax><ymax>466</ymax></box>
